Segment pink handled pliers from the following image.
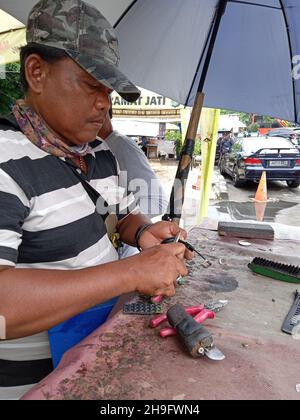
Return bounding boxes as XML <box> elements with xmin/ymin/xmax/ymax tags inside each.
<box><xmin>150</xmin><ymin>305</ymin><xmax>215</xmax><ymax>337</ymax></box>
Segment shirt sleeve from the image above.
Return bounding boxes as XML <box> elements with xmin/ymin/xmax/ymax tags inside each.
<box><xmin>0</xmin><ymin>168</ymin><xmax>30</xmax><ymax>266</ymax></box>
<box><xmin>106</xmin><ymin>132</ymin><xmax>168</xmax><ymax>218</ymax></box>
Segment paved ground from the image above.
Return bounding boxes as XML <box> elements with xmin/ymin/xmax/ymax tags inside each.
<box><xmin>150</xmin><ymin>159</ymin><xmax>300</xmax><ymax>228</ymax></box>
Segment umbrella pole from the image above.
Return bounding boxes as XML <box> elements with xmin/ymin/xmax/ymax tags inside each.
<box><xmin>162</xmin><ymin>92</ymin><xmax>204</xmax><ymax>225</ymax></box>
<box><xmin>162</xmin><ymin>0</ymin><xmax>228</xmax><ymax>224</ymax></box>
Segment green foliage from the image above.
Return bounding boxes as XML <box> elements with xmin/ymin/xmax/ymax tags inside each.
<box><xmin>220</xmin><ymin>109</ymin><xmax>251</xmax><ymax>126</ymax></box>
<box><xmin>165</xmin><ymin>130</ymin><xmax>182</xmax><ymax>158</ymax></box>
<box><xmin>248</xmin><ymin>123</ymin><xmax>259</xmax><ymax>132</ymax></box>
<box><xmin>165</xmin><ymin>130</ymin><xmax>201</xmax><ymax>157</ymax></box>
<box><xmin>193</xmin><ymin>140</ymin><xmax>201</xmax><ymax>156</ymax></box>
<box><xmin>0</xmin><ymin>63</ymin><xmax>22</xmax><ymax>115</ymax></box>
<box><xmin>165</xmin><ymin>130</ymin><xmax>181</xmax><ymax>142</ymax></box>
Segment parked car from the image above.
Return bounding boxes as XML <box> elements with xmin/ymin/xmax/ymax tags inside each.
<box><xmin>266</xmin><ymin>127</ymin><xmax>300</xmax><ymax>147</ymax></box>
<box><xmin>219</xmin><ymin>136</ymin><xmax>300</xmax><ymax>188</ymax></box>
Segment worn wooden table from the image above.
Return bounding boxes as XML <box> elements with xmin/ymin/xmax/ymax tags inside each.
<box><xmin>22</xmin><ymin>223</ymin><xmax>300</xmax><ymax>400</ymax></box>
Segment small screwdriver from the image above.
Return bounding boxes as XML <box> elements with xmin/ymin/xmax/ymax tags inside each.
<box><xmin>162</xmin><ymin>236</ymin><xmax>211</xmax><ymax>267</ymax></box>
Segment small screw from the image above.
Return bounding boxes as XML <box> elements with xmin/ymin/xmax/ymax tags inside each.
<box><xmin>198</xmin><ymin>347</ymin><xmax>205</xmax><ymax>355</ymax></box>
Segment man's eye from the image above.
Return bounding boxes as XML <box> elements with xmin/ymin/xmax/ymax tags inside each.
<box><xmin>85</xmin><ymin>82</ymin><xmax>98</xmax><ymax>89</ymax></box>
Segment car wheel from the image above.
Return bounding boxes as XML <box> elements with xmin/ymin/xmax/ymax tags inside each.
<box><xmin>219</xmin><ymin>159</ymin><xmax>226</xmax><ymax>176</ymax></box>
<box><xmin>286</xmin><ymin>180</ymin><xmax>300</xmax><ymax>188</ymax></box>
<box><xmin>233</xmin><ymin>166</ymin><xmax>245</xmax><ymax>188</ymax></box>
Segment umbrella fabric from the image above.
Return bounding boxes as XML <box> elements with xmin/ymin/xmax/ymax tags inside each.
<box><xmin>1</xmin><ymin>0</ymin><xmax>300</xmax><ymax>123</ymax></box>
<box><xmin>0</xmin><ymin>28</ymin><xmax>26</xmax><ymax>64</ymax></box>
<box><xmin>0</xmin><ymin>0</ymin><xmax>132</xmax><ymax>32</ymax></box>
<box><xmin>115</xmin><ymin>0</ymin><xmax>300</xmax><ymax>123</ymax></box>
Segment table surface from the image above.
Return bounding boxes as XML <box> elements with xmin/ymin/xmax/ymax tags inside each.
<box><xmin>22</xmin><ymin>223</ymin><xmax>300</xmax><ymax>400</ymax></box>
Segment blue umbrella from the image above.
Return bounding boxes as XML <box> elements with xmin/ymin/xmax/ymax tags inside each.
<box><xmin>2</xmin><ymin>0</ymin><xmax>300</xmax><ymax>220</ymax></box>
<box><xmin>112</xmin><ymin>0</ymin><xmax>300</xmax><ymax>221</ymax></box>
<box><xmin>114</xmin><ymin>0</ymin><xmax>300</xmax><ymax>123</ymax></box>
<box><xmin>3</xmin><ymin>0</ymin><xmax>299</xmax><ymax>121</ymax></box>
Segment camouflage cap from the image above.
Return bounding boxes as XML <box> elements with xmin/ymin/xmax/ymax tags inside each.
<box><xmin>26</xmin><ymin>0</ymin><xmax>140</xmax><ymax>103</ymax></box>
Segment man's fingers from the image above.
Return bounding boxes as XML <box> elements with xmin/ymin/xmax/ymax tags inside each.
<box><xmin>169</xmin><ymin>223</ymin><xmax>187</xmax><ymax>241</ymax></box>
<box><xmin>160</xmin><ymin>284</ymin><xmax>176</xmax><ymax>297</ymax></box>
<box><xmin>163</xmin><ymin>242</ymin><xmax>186</xmax><ymax>259</ymax></box>
<box><xmin>178</xmin><ymin>227</ymin><xmax>187</xmax><ymax>241</ymax></box>
<box><xmin>184</xmin><ymin>249</ymin><xmax>194</xmax><ymax>260</ymax></box>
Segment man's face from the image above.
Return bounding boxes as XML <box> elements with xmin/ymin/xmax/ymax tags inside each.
<box><xmin>32</xmin><ymin>57</ymin><xmax>112</xmax><ymax>145</ymax></box>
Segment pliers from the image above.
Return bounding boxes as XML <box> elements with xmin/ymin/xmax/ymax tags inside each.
<box><xmin>150</xmin><ymin>304</ymin><xmax>215</xmax><ymax>338</ymax></box>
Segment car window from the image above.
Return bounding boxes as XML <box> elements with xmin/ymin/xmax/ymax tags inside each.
<box><xmin>242</xmin><ymin>137</ymin><xmax>297</xmax><ymax>155</ymax></box>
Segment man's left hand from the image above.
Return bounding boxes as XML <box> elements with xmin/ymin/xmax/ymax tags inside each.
<box><xmin>138</xmin><ymin>221</ymin><xmax>194</xmax><ymax>260</ymax></box>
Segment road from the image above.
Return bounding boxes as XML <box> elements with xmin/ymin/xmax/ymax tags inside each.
<box><xmin>149</xmin><ymin>160</ymin><xmax>300</xmax><ymax>228</ymax></box>
<box><xmin>211</xmin><ymin>174</ymin><xmax>300</xmax><ymax>227</ymax></box>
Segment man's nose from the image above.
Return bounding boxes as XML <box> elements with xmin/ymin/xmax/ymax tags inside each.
<box><xmin>94</xmin><ymin>92</ymin><xmax>110</xmax><ymax>111</ymax></box>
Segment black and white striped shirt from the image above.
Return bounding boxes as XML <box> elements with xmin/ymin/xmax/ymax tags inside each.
<box><xmin>0</xmin><ymin>119</ymin><xmax>136</xmax><ymax>398</ymax></box>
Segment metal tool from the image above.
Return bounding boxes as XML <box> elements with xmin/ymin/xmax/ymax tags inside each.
<box><xmin>150</xmin><ymin>304</ymin><xmax>204</xmax><ymax>328</ymax></box>
<box><xmin>150</xmin><ymin>301</ymin><xmax>228</xmax><ymax>329</ymax></box>
<box><xmin>159</xmin><ymin>308</ymin><xmax>215</xmax><ymax>337</ymax></box>
<box><xmin>204</xmin><ymin>300</ymin><xmax>229</xmax><ymax>312</ymax></box>
<box><xmin>150</xmin><ymin>233</ymin><xmax>183</xmax><ymax>304</ymax></box>
<box><xmin>167</xmin><ymin>303</ymin><xmax>225</xmax><ymax>360</ymax></box>
<box><xmin>281</xmin><ymin>290</ymin><xmax>300</xmax><ymax>334</ymax></box>
<box><xmin>123</xmin><ymin>302</ymin><xmax>163</xmax><ymax>315</ymax></box>
<box><xmin>162</xmin><ymin>236</ymin><xmax>211</xmax><ymax>268</ymax></box>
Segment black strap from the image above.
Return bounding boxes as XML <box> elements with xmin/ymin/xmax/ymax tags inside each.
<box><xmin>0</xmin><ymin>358</ymin><xmax>53</xmax><ymax>387</ymax></box>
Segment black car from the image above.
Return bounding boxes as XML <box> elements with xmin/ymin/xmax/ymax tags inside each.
<box><xmin>219</xmin><ymin>136</ymin><xmax>300</xmax><ymax>188</ymax></box>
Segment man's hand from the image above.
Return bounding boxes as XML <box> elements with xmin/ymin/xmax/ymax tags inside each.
<box><xmin>138</xmin><ymin>221</ymin><xmax>194</xmax><ymax>260</ymax></box>
<box><xmin>122</xmin><ymin>242</ymin><xmax>188</xmax><ymax>297</ymax></box>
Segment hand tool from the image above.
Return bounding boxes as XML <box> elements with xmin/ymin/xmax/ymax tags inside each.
<box><xmin>204</xmin><ymin>299</ymin><xmax>228</xmax><ymax>312</ymax></box>
<box><xmin>166</xmin><ymin>303</ymin><xmax>225</xmax><ymax>360</ymax></box>
<box><xmin>150</xmin><ymin>304</ymin><xmax>204</xmax><ymax>328</ymax></box>
<box><xmin>281</xmin><ymin>290</ymin><xmax>300</xmax><ymax>334</ymax></box>
<box><xmin>150</xmin><ymin>301</ymin><xmax>228</xmax><ymax>328</ymax></box>
<box><xmin>150</xmin><ymin>233</ymin><xmax>183</xmax><ymax>304</ymax></box>
<box><xmin>162</xmin><ymin>236</ymin><xmax>211</xmax><ymax>268</ymax></box>
<box><xmin>248</xmin><ymin>257</ymin><xmax>300</xmax><ymax>284</ymax></box>
<box><xmin>159</xmin><ymin>309</ymin><xmax>215</xmax><ymax>338</ymax></box>
<box><xmin>123</xmin><ymin>302</ymin><xmax>163</xmax><ymax>315</ymax></box>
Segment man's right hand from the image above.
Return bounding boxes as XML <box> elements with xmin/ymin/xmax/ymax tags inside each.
<box><xmin>120</xmin><ymin>242</ymin><xmax>189</xmax><ymax>298</ymax></box>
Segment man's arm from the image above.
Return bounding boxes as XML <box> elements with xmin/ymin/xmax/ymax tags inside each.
<box><xmin>117</xmin><ymin>212</ymin><xmax>194</xmax><ymax>259</ymax></box>
<box><xmin>0</xmin><ymin>242</ymin><xmax>188</xmax><ymax>340</ymax></box>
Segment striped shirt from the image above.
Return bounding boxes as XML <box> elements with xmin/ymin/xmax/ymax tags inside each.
<box><xmin>0</xmin><ymin>119</ymin><xmax>136</xmax><ymax>398</ymax></box>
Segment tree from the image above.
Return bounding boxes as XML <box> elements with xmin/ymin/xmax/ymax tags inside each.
<box><xmin>0</xmin><ymin>63</ymin><xmax>22</xmax><ymax>115</ymax></box>
<box><xmin>220</xmin><ymin>109</ymin><xmax>251</xmax><ymax>126</ymax></box>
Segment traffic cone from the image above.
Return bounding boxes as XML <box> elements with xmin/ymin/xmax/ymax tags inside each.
<box><xmin>254</xmin><ymin>171</ymin><xmax>268</xmax><ymax>202</ymax></box>
<box><xmin>192</xmin><ymin>172</ymin><xmax>201</xmax><ymax>190</ymax></box>
<box><xmin>254</xmin><ymin>201</ymin><xmax>267</xmax><ymax>222</ymax></box>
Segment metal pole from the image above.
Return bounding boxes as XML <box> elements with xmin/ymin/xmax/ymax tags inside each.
<box><xmin>163</xmin><ymin>0</ymin><xmax>228</xmax><ymax>224</ymax></box>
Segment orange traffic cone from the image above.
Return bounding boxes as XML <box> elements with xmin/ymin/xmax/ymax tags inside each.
<box><xmin>254</xmin><ymin>171</ymin><xmax>268</xmax><ymax>202</ymax></box>
<box><xmin>192</xmin><ymin>172</ymin><xmax>201</xmax><ymax>190</ymax></box>
<box><xmin>254</xmin><ymin>201</ymin><xmax>267</xmax><ymax>222</ymax></box>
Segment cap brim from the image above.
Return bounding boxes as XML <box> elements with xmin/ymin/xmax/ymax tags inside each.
<box><xmin>66</xmin><ymin>51</ymin><xmax>141</xmax><ymax>103</ymax></box>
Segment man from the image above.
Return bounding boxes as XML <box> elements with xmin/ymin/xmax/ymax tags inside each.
<box><xmin>140</xmin><ymin>136</ymin><xmax>149</xmax><ymax>155</ymax></box>
<box><xmin>220</xmin><ymin>131</ymin><xmax>235</xmax><ymax>155</ymax></box>
<box><xmin>100</xmin><ymin>106</ymin><xmax>168</xmax><ymax>218</ymax></box>
<box><xmin>0</xmin><ymin>0</ymin><xmax>192</xmax><ymax>399</ymax></box>
<box><xmin>100</xmin><ymin>107</ymin><xmax>169</xmax><ymax>258</ymax></box>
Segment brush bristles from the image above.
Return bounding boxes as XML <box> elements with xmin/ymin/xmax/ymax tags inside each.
<box><xmin>252</xmin><ymin>257</ymin><xmax>300</xmax><ymax>276</ymax></box>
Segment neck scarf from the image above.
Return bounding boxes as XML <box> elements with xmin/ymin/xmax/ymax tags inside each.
<box><xmin>12</xmin><ymin>99</ymin><xmax>92</xmax><ymax>159</ymax></box>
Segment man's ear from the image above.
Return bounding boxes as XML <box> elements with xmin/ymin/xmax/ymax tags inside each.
<box><xmin>24</xmin><ymin>54</ymin><xmax>48</xmax><ymax>94</ymax></box>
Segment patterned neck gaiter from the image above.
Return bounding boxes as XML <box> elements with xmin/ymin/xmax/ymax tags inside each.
<box><xmin>12</xmin><ymin>99</ymin><xmax>92</xmax><ymax>158</ymax></box>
